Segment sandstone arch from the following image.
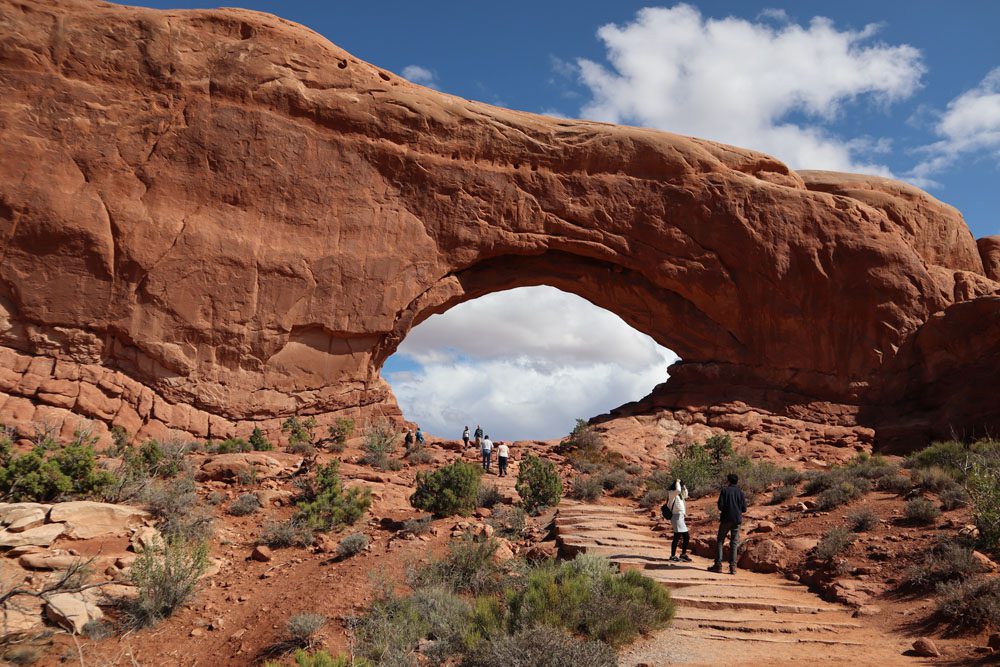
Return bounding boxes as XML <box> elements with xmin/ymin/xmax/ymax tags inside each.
<box><xmin>0</xmin><ymin>0</ymin><xmax>997</xmax><ymax>451</ymax></box>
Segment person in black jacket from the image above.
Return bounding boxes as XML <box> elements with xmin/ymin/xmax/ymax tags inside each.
<box><xmin>709</xmin><ymin>473</ymin><xmax>747</xmax><ymax>575</ymax></box>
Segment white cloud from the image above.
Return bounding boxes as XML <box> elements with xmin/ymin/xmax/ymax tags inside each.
<box><xmin>401</xmin><ymin>64</ymin><xmax>439</xmax><ymax>89</ymax></box>
<box><xmin>574</xmin><ymin>5</ymin><xmax>924</xmax><ymax>174</ymax></box>
<box><xmin>910</xmin><ymin>67</ymin><xmax>1000</xmax><ymax>183</ymax></box>
<box><xmin>385</xmin><ymin>287</ymin><xmax>677</xmax><ymax>440</ymax></box>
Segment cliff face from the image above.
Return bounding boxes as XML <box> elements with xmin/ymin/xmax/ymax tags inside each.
<box><xmin>0</xmin><ymin>0</ymin><xmax>996</xmax><ymax>449</ymax></box>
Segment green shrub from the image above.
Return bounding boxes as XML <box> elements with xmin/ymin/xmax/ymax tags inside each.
<box><xmin>207</xmin><ymin>438</ymin><xmax>251</xmax><ymax>454</ymax></box>
<box><xmin>477</xmin><ymin>484</ymin><xmax>503</xmax><ymax>509</ymax></box>
<box><xmin>295</xmin><ymin>461</ymin><xmax>372</xmax><ymax>531</ymax></box>
<box><xmin>407</xmin><ymin>446</ymin><xmax>434</xmax><ymax>465</ymax></box>
<box><xmin>847</xmin><ymin>508</ymin><xmax>878</xmax><ymax>532</ymax></box>
<box><xmin>667</xmin><ymin>443</ymin><xmax>717</xmax><ymax>499</ymax></box>
<box><xmin>639</xmin><ymin>487</ymin><xmax>669</xmax><ymax>509</ymax></box>
<box><xmin>0</xmin><ymin>440</ymin><xmax>114</xmax><ymax>502</ymax></box>
<box><xmin>282</xmin><ymin>416</ymin><xmax>317</xmax><ymax>454</ymax></box>
<box><xmin>411</xmin><ymin>461</ymin><xmax>481</xmax><ymax>517</ymax></box>
<box><xmin>967</xmin><ymin>463</ymin><xmax>1000</xmax><ymax>551</ymax></box>
<box><xmin>401</xmin><ymin>516</ymin><xmax>432</xmax><ymax>536</ymax></box>
<box><xmin>599</xmin><ymin>469</ymin><xmax>640</xmax><ymax>497</ymax></box>
<box><xmin>815</xmin><ymin>527</ymin><xmax>854</xmax><ymax>561</ymax></box>
<box><xmin>510</xmin><ymin>555</ymin><xmax>674</xmax><ymax>646</ymax></box>
<box><xmin>260</xmin><ymin>519</ymin><xmax>315</xmax><ymax>549</ymax></box>
<box><xmin>899</xmin><ymin>541</ymin><xmax>986</xmax><ymax>592</ymax></box>
<box><xmin>328</xmin><ymin>418</ymin><xmax>355</xmax><ymax>453</ymax></box>
<box><xmin>337</xmin><ymin>533</ymin><xmax>369</xmax><ymax>559</ymax></box>
<box><xmin>355</xmin><ymin>589</ymin><xmax>429</xmax><ymax>665</ymax></box>
<box><xmin>287</xmin><ymin>612</ymin><xmax>326</xmax><ymax>646</ymax></box>
<box><xmin>815</xmin><ymin>481</ymin><xmax>866</xmax><ymax>510</ymax></box>
<box><xmin>939</xmin><ymin>484</ymin><xmax>969</xmax><ymax>511</ymax></box>
<box><xmin>228</xmin><ymin>493</ymin><xmax>262</xmax><ymax>516</ymax></box>
<box><xmin>265</xmin><ymin>650</ymin><xmax>371</xmax><ymax>667</ymax></box>
<box><xmin>459</xmin><ymin>626</ymin><xmax>616</xmax><ymax>667</ymax></box>
<box><xmin>570</xmin><ymin>476</ymin><xmax>602</xmax><ymax>502</ymax></box>
<box><xmin>144</xmin><ymin>476</ymin><xmax>213</xmax><ymax>541</ymax></box>
<box><xmin>122</xmin><ymin>439</ymin><xmax>191</xmax><ymax>478</ymax></box>
<box><xmin>905</xmin><ymin>440</ymin><xmax>969</xmax><ymax>476</ymax></box>
<box><xmin>904</xmin><ymin>497</ymin><xmax>941</xmax><ymax>525</ymax></box>
<box><xmin>409</xmin><ymin>537</ymin><xmax>514</xmax><ymax>597</ymax></box>
<box><xmin>249</xmin><ymin>427</ymin><xmax>274</xmax><ymax>451</ymax></box>
<box><xmin>934</xmin><ymin>576</ymin><xmax>1000</xmax><ymax>635</ymax></box>
<box><xmin>912</xmin><ymin>466</ymin><xmax>960</xmax><ymax>493</ymax></box>
<box><xmin>516</xmin><ymin>455</ymin><xmax>562</xmax><ymax>514</ymax></box>
<box><xmin>769</xmin><ymin>485</ymin><xmax>797</xmax><ymax>505</ymax></box>
<box><xmin>360</xmin><ymin>418</ymin><xmax>401</xmax><ymax>470</ymax></box>
<box><xmin>488</xmin><ymin>506</ymin><xmax>527</xmax><ymax>540</ymax></box>
<box><xmin>123</xmin><ymin>538</ymin><xmax>209</xmax><ymax>628</ymax></box>
<box><xmin>409</xmin><ymin>585</ymin><xmax>476</xmax><ymax>660</ymax></box>
<box><xmin>879</xmin><ymin>473</ymin><xmax>913</xmax><ymax>494</ymax></box>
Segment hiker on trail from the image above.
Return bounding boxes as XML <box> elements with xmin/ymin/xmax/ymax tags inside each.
<box><xmin>709</xmin><ymin>473</ymin><xmax>747</xmax><ymax>575</ymax></box>
<box><xmin>415</xmin><ymin>427</ymin><xmax>425</xmax><ymax>446</ymax></box>
<box><xmin>481</xmin><ymin>434</ymin><xmax>493</xmax><ymax>472</ymax></box>
<box><xmin>462</xmin><ymin>426</ymin><xmax>470</xmax><ymax>448</ymax></box>
<box><xmin>404</xmin><ymin>429</ymin><xmax>415</xmax><ymax>450</ymax></box>
<box><xmin>663</xmin><ymin>479</ymin><xmax>691</xmax><ymax>562</ymax></box>
<box><xmin>474</xmin><ymin>425</ymin><xmax>484</xmax><ymax>448</ymax></box>
<box><xmin>496</xmin><ymin>441</ymin><xmax>510</xmax><ymax>477</ymax></box>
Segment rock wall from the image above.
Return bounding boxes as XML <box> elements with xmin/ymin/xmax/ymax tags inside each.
<box><xmin>0</xmin><ymin>0</ymin><xmax>997</xmax><ymax>449</ymax></box>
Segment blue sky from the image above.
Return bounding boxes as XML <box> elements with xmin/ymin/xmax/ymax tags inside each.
<box><xmin>128</xmin><ymin>1</ymin><xmax>999</xmax><ymax>438</ymax></box>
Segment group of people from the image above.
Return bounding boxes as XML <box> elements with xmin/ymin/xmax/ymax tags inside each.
<box><xmin>462</xmin><ymin>424</ymin><xmax>510</xmax><ymax>476</ymax></box>
<box><xmin>403</xmin><ymin>426</ymin><xmax>425</xmax><ymax>449</ymax></box>
<box><xmin>662</xmin><ymin>473</ymin><xmax>747</xmax><ymax>575</ymax></box>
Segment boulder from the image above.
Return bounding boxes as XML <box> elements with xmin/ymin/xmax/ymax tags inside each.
<box><xmin>5</xmin><ymin>509</ymin><xmax>47</xmax><ymax>533</ymax></box>
<box><xmin>912</xmin><ymin>637</ymin><xmax>940</xmax><ymax>658</ymax></box>
<box><xmin>44</xmin><ymin>592</ymin><xmax>103</xmax><ymax>634</ymax></box>
<box><xmin>130</xmin><ymin>526</ymin><xmax>162</xmax><ymax>552</ymax></box>
<box><xmin>250</xmin><ymin>545</ymin><xmax>272</xmax><ymax>562</ymax></box>
<box><xmin>18</xmin><ymin>552</ymin><xmax>85</xmax><ymax>571</ymax></box>
<box><xmin>0</xmin><ymin>523</ymin><xmax>65</xmax><ymax>549</ymax></box>
<box><xmin>197</xmin><ymin>453</ymin><xmax>286</xmax><ymax>482</ymax></box>
<box><xmin>0</xmin><ymin>504</ymin><xmax>51</xmax><ymax>526</ymax></box>
<box><xmin>48</xmin><ymin>502</ymin><xmax>149</xmax><ymax>539</ymax></box>
<box><xmin>491</xmin><ymin>540</ymin><xmax>515</xmax><ymax>565</ymax></box>
<box><xmin>738</xmin><ymin>538</ymin><xmax>786</xmax><ymax>573</ymax></box>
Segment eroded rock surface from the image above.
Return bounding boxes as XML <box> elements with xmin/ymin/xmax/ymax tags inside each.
<box><xmin>0</xmin><ymin>0</ymin><xmax>997</xmax><ymax>450</ymax></box>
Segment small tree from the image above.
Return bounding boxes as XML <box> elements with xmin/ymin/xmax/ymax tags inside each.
<box><xmin>410</xmin><ymin>461</ymin><xmax>481</xmax><ymax>517</ymax></box>
<box><xmin>282</xmin><ymin>416</ymin><xmax>318</xmax><ymax>455</ymax></box>
<box><xmin>516</xmin><ymin>455</ymin><xmax>562</xmax><ymax>514</ymax></box>
<box><xmin>249</xmin><ymin>427</ymin><xmax>274</xmax><ymax>451</ymax></box>
<box><xmin>328</xmin><ymin>418</ymin><xmax>356</xmax><ymax>452</ymax></box>
<box><xmin>295</xmin><ymin>461</ymin><xmax>372</xmax><ymax>531</ymax></box>
<box><xmin>968</xmin><ymin>463</ymin><xmax>1000</xmax><ymax>551</ymax></box>
<box><xmin>705</xmin><ymin>434</ymin><xmax>734</xmax><ymax>465</ymax></box>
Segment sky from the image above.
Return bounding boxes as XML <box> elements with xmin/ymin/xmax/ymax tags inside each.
<box><xmin>128</xmin><ymin>0</ymin><xmax>1000</xmax><ymax>438</ymax></box>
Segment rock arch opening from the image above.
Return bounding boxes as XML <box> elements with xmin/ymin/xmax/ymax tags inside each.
<box><xmin>381</xmin><ymin>285</ymin><xmax>679</xmax><ymax>440</ymax></box>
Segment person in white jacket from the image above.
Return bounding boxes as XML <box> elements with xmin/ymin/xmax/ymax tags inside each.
<box><xmin>663</xmin><ymin>479</ymin><xmax>691</xmax><ymax>562</ymax></box>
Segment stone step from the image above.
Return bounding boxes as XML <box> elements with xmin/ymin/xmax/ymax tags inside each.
<box><xmin>671</xmin><ymin>628</ymin><xmax>866</xmax><ymax>647</ymax></box>
<box><xmin>674</xmin><ymin>615</ymin><xmax>862</xmax><ymax>635</ymax></box>
<box><xmin>670</xmin><ymin>595</ymin><xmax>840</xmax><ymax>614</ymax></box>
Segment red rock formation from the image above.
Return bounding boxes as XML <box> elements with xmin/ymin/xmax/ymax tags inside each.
<box><xmin>0</xmin><ymin>0</ymin><xmax>997</xmax><ymax>450</ymax></box>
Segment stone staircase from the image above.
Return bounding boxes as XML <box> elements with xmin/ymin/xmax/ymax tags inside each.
<box><xmin>555</xmin><ymin>502</ymin><xmax>920</xmax><ymax>666</ymax></box>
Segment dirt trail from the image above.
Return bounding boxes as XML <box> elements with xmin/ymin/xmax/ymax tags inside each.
<box><xmin>555</xmin><ymin>502</ymin><xmax>927</xmax><ymax>666</ymax></box>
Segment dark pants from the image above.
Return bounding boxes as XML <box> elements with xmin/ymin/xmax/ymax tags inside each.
<box><xmin>482</xmin><ymin>449</ymin><xmax>492</xmax><ymax>471</ymax></box>
<box><xmin>498</xmin><ymin>456</ymin><xmax>508</xmax><ymax>476</ymax></box>
<box><xmin>671</xmin><ymin>531</ymin><xmax>689</xmax><ymax>557</ymax></box>
<box><xmin>715</xmin><ymin>521</ymin><xmax>740</xmax><ymax>569</ymax></box>
<box><xmin>463</xmin><ymin>437</ymin><xmax>470</xmax><ymax>447</ymax></box>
